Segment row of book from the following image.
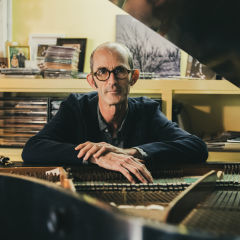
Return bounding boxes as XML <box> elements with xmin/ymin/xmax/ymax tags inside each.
<box><xmin>0</xmin><ymin>97</ymin><xmax>64</xmax><ymax>148</ymax></box>
<box><xmin>0</xmin><ymin>68</ymin><xmax>42</xmax><ymax>78</ymax></box>
<box><xmin>205</xmin><ymin>131</ymin><xmax>240</xmax><ymax>152</ymax></box>
<box><xmin>0</xmin><ymin>68</ymin><xmax>85</xmax><ymax>79</ymax></box>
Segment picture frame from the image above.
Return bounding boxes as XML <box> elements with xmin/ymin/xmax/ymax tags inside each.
<box><xmin>185</xmin><ymin>55</ymin><xmax>217</xmax><ymax>79</ymax></box>
<box><xmin>7</xmin><ymin>44</ymin><xmax>30</xmax><ymax>68</ymax></box>
<box><xmin>28</xmin><ymin>34</ymin><xmax>65</xmax><ymax>61</ymax></box>
<box><xmin>56</xmin><ymin>38</ymin><xmax>87</xmax><ymax>72</ymax></box>
<box><xmin>116</xmin><ymin>15</ymin><xmax>180</xmax><ymax>78</ymax></box>
<box><xmin>37</xmin><ymin>44</ymin><xmax>51</xmax><ymax>58</ymax></box>
<box><xmin>0</xmin><ymin>57</ymin><xmax>8</xmax><ymax>68</ymax></box>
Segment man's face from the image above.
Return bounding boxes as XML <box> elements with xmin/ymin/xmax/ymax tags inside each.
<box><xmin>92</xmin><ymin>47</ymin><xmax>132</xmax><ymax>106</ymax></box>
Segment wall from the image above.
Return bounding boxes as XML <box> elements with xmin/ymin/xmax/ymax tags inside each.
<box><xmin>12</xmin><ymin>0</ymin><xmax>188</xmax><ymax>75</ymax></box>
<box><xmin>12</xmin><ymin>0</ymin><xmax>127</xmax><ymax>72</ymax></box>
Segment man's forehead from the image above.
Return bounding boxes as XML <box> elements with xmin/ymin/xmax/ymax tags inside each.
<box><xmin>93</xmin><ymin>47</ymin><xmax>129</xmax><ymax>68</ymax></box>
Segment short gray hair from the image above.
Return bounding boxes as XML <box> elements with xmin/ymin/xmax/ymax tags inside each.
<box><xmin>90</xmin><ymin>42</ymin><xmax>133</xmax><ymax>72</ymax></box>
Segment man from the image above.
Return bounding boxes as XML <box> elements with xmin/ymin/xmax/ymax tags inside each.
<box><xmin>17</xmin><ymin>50</ymin><xmax>26</xmax><ymax>68</ymax></box>
<box><xmin>22</xmin><ymin>42</ymin><xmax>208</xmax><ymax>183</ymax></box>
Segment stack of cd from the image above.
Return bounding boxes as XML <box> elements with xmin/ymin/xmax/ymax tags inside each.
<box><xmin>43</xmin><ymin>46</ymin><xmax>79</xmax><ymax>78</ymax></box>
<box><xmin>0</xmin><ymin>98</ymin><xmax>48</xmax><ymax>147</ymax></box>
<box><xmin>0</xmin><ymin>68</ymin><xmax>41</xmax><ymax>78</ymax></box>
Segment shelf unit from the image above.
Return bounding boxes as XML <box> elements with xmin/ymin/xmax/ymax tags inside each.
<box><xmin>1</xmin><ymin>77</ymin><xmax>240</xmax><ymax>162</ymax></box>
<box><xmin>1</xmin><ymin>77</ymin><xmax>239</xmax><ymax>119</ymax></box>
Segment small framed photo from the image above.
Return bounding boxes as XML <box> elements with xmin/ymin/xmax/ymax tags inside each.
<box><xmin>0</xmin><ymin>57</ymin><xmax>8</xmax><ymax>68</ymax></box>
<box><xmin>37</xmin><ymin>44</ymin><xmax>50</xmax><ymax>58</ymax></box>
<box><xmin>35</xmin><ymin>44</ymin><xmax>55</xmax><ymax>68</ymax></box>
<box><xmin>7</xmin><ymin>45</ymin><xmax>30</xmax><ymax>68</ymax></box>
<box><xmin>57</xmin><ymin>38</ymin><xmax>87</xmax><ymax>72</ymax></box>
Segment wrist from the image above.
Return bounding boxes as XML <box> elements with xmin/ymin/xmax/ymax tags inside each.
<box><xmin>124</xmin><ymin>148</ymin><xmax>142</xmax><ymax>159</ymax></box>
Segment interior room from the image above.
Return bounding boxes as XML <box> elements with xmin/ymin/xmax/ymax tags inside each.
<box><xmin>1</xmin><ymin>0</ymin><xmax>240</xmax><ymax>239</ymax></box>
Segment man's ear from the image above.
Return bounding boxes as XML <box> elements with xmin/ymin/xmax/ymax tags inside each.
<box><xmin>87</xmin><ymin>74</ymin><xmax>98</xmax><ymax>89</ymax></box>
<box><xmin>130</xmin><ymin>69</ymin><xmax>140</xmax><ymax>86</ymax></box>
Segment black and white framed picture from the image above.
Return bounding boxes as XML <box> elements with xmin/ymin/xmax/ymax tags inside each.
<box><xmin>185</xmin><ymin>55</ymin><xmax>217</xmax><ymax>80</ymax></box>
<box><xmin>116</xmin><ymin>15</ymin><xmax>180</xmax><ymax>78</ymax></box>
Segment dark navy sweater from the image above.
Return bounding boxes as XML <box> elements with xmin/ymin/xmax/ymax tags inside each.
<box><xmin>22</xmin><ymin>92</ymin><xmax>208</xmax><ymax>167</ymax></box>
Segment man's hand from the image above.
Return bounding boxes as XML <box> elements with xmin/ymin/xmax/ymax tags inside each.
<box><xmin>75</xmin><ymin>141</ymin><xmax>152</xmax><ymax>183</ymax></box>
<box><xmin>89</xmin><ymin>152</ymin><xmax>153</xmax><ymax>184</ymax></box>
<box><xmin>75</xmin><ymin>141</ymin><xmax>132</xmax><ymax>161</ymax></box>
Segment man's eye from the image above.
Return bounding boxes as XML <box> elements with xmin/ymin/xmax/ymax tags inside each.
<box><xmin>98</xmin><ymin>68</ymin><xmax>108</xmax><ymax>75</ymax></box>
<box><xmin>115</xmin><ymin>66</ymin><xmax>125</xmax><ymax>73</ymax></box>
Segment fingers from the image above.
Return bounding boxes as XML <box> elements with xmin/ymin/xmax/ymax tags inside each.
<box><xmin>76</xmin><ymin>142</ymin><xmax>94</xmax><ymax>159</ymax></box>
<box><xmin>75</xmin><ymin>141</ymin><xmax>103</xmax><ymax>151</ymax></box>
<box><xmin>75</xmin><ymin>142</ymin><xmax>86</xmax><ymax>150</ymax></box>
<box><xmin>95</xmin><ymin>156</ymin><xmax>136</xmax><ymax>184</ymax></box>
<box><xmin>84</xmin><ymin>145</ymin><xmax>108</xmax><ymax>161</ymax></box>
<box><xmin>118</xmin><ymin>167</ymin><xmax>136</xmax><ymax>184</ymax></box>
<box><xmin>75</xmin><ymin>141</ymin><xmax>109</xmax><ymax>161</ymax></box>
<box><xmin>131</xmin><ymin>159</ymin><xmax>153</xmax><ymax>183</ymax></box>
<box><xmin>78</xmin><ymin>145</ymin><xmax>105</xmax><ymax>161</ymax></box>
<box><xmin>75</xmin><ymin>143</ymin><xmax>153</xmax><ymax>183</ymax></box>
<box><xmin>121</xmin><ymin>158</ymin><xmax>153</xmax><ymax>183</ymax></box>
<box><xmin>121</xmin><ymin>163</ymin><xmax>146</xmax><ymax>183</ymax></box>
<box><xmin>75</xmin><ymin>141</ymin><xmax>118</xmax><ymax>160</ymax></box>
<box><xmin>83</xmin><ymin>145</ymin><xmax>100</xmax><ymax>161</ymax></box>
<box><xmin>96</xmin><ymin>153</ymin><xmax>153</xmax><ymax>184</ymax></box>
<box><xmin>93</xmin><ymin>146</ymin><xmax>107</xmax><ymax>159</ymax></box>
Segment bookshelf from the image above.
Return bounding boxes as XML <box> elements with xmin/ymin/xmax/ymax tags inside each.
<box><xmin>1</xmin><ymin>77</ymin><xmax>240</xmax><ymax>162</ymax></box>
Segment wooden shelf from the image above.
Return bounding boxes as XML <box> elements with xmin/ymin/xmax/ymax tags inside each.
<box><xmin>1</xmin><ymin>77</ymin><xmax>239</xmax><ymax>92</ymax></box>
<box><xmin>1</xmin><ymin>77</ymin><xmax>240</xmax><ymax>120</ymax></box>
<box><xmin>2</xmin><ymin>147</ymin><xmax>240</xmax><ymax>163</ymax></box>
<box><xmin>208</xmin><ymin>151</ymin><xmax>240</xmax><ymax>163</ymax></box>
<box><xmin>0</xmin><ymin>77</ymin><xmax>92</xmax><ymax>93</ymax></box>
<box><xmin>0</xmin><ymin>148</ymin><xmax>23</xmax><ymax>162</ymax></box>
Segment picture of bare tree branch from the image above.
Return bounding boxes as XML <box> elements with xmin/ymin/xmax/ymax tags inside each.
<box><xmin>116</xmin><ymin>15</ymin><xmax>180</xmax><ymax>78</ymax></box>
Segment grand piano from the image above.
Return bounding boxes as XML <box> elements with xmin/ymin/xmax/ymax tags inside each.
<box><xmin>1</xmin><ymin>0</ymin><xmax>240</xmax><ymax>239</ymax></box>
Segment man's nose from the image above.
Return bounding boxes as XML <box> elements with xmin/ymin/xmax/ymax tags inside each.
<box><xmin>107</xmin><ymin>71</ymin><xmax>118</xmax><ymax>84</ymax></box>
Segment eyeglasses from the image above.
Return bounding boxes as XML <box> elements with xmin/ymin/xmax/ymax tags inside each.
<box><xmin>92</xmin><ymin>66</ymin><xmax>132</xmax><ymax>81</ymax></box>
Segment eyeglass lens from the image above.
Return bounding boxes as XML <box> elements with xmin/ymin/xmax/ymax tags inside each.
<box><xmin>94</xmin><ymin>66</ymin><xmax>130</xmax><ymax>81</ymax></box>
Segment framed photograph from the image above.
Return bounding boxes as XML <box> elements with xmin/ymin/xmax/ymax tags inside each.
<box><xmin>37</xmin><ymin>44</ymin><xmax>50</xmax><ymax>58</ymax></box>
<box><xmin>7</xmin><ymin>45</ymin><xmax>30</xmax><ymax>68</ymax></box>
<box><xmin>185</xmin><ymin>55</ymin><xmax>217</xmax><ymax>79</ymax></box>
<box><xmin>28</xmin><ymin>34</ymin><xmax>65</xmax><ymax>61</ymax></box>
<box><xmin>0</xmin><ymin>57</ymin><xmax>8</xmax><ymax>68</ymax></box>
<box><xmin>57</xmin><ymin>38</ymin><xmax>87</xmax><ymax>72</ymax></box>
<box><xmin>116</xmin><ymin>15</ymin><xmax>180</xmax><ymax>78</ymax></box>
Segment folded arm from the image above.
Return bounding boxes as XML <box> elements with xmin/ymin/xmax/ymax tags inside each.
<box><xmin>134</xmin><ymin>108</ymin><xmax>208</xmax><ymax>167</ymax></box>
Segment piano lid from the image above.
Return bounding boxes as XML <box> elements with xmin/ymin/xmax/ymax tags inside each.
<box><xmin>109</xmin><ymin>0</ymin><xmax>240</xmax><ymax>87</ymax></box>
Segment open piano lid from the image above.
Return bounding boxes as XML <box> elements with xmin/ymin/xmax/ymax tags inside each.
<box><xmin>109</xmin><ymin>0</ymin><xmax>240</xmax><ymax>87</ymax></box>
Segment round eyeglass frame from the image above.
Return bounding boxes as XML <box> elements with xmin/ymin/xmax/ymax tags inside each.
<box><xmin>92</xmin><ymin>67</ymin><xmax>133</xmax><ymax>81</ymax></box>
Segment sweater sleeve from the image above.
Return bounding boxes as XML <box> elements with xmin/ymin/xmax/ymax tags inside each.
<box><xmin>136</xmin><ymin>104</ymin><xmax>208</xmax><ymax>167</ymax></box>
<box><xmin>22</xmin><ymin>94</ymin><xmax>84</xmax><ymax>165</ymax></box>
